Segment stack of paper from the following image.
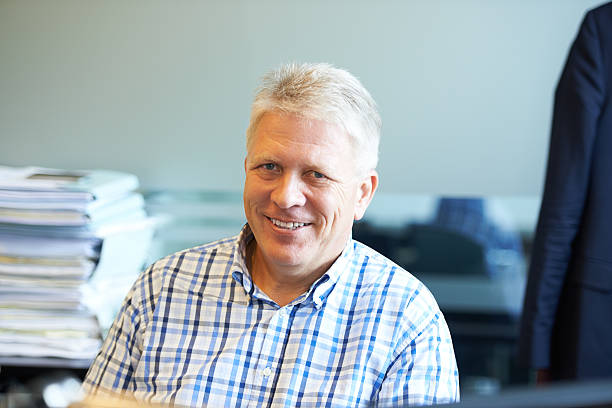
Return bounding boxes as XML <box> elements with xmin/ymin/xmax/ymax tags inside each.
<box><xmin>0</xmin><ymin>166</ymin><xmax>154</xmax><ymax>364</ymax></box>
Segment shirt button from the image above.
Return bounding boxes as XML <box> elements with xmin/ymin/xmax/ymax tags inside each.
<box><xmin>262</xmin><ymin>367</ymin><xmax>272</xmax><ymax>377</ymax></box>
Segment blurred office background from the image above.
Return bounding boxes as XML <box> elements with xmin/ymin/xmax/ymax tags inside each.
<box><xmin>0</xmin><ymin>0</ymin><xmax>606</xmax><ymax>406</ymax></box>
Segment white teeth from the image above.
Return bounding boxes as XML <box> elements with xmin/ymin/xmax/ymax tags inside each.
<box><xmin>270</xmin><ymin>218</ymin><xmax>306</xmax><ymax>230</ymax></box>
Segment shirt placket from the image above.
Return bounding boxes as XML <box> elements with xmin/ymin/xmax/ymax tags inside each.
<box><xmin>248</xmin><ymin>305</ymin><xmax>293</xmax><ymax>407</ymax></box>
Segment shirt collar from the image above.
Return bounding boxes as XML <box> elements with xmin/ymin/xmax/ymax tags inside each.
<box><xmin>231</xmin><ymin>224</ymin><xmax>256</xmax><ymax>296</ymax></box>
<box><xmin>231</xmin><ymin>224</ymin><xmax>354</xmax><ymax>309</ymax></box>
<box><xmin>308</xmin><ymin>238</ymin><xmax>354</xmax><ymax>309</ymax></box>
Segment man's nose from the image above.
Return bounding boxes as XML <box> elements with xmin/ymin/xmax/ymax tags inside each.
<box><xmin>271</xmin><ymin>173</ymin><xmax>307</xmax><ymax>209</ymax></box>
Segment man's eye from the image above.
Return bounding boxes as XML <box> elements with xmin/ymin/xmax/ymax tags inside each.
<box><xmin>263</xmin><ymin>163</ymin><xmax>276</xmax><ymax>171</ymax></box>
<box><xmin>312</xmin><ymin>171</ymin><xmax>326</xmax><ymax>179</ymax></box>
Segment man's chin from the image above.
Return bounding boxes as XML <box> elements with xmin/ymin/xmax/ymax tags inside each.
<box><xmin>265</xmin><ymin>253</ymin><xmax>309</xmax><ymax>269</ymax></box>
<box><xmin>257</xmin><ymin>244</ymin><xmax>314</xmax><ymax>268</ymax></box>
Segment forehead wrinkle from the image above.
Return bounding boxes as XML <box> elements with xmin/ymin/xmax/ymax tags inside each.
<box><xmin>254</xmin><ymin>128</ymin><xmax>325</xmax><ymax>156</ymax></box>
<box><xmin>263</xmin><ymin>112</ymin><xmax>344</xmax><ymax>144</ymax></box>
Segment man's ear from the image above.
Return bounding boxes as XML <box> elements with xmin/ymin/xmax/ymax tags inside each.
<box><xmin>354</xmin><ymin>170</ymin><xmax>378</xmax><ymax>221</ymax></box>
<box><xmin>244</xmin><ymin>157</ymin><xmax>247</xmax><ymax>173</ymax></box>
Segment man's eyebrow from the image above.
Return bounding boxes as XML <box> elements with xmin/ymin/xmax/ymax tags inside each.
<box><xmin>248</xmin><ymin>153</ymin><xmax>277</xmax><ymax>163</ymax></box>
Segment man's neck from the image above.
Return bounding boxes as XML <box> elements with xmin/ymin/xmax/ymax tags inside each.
<box><xmin>246</xmin><ymin>240</ymin><xmax>334</xmax><ymax>307</ymax></box>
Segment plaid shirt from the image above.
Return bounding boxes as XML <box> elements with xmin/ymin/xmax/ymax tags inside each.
<box><xmin>83</xmin><ymin>225</ymin><xmax>459</xmax><ymax>407</ymax></box>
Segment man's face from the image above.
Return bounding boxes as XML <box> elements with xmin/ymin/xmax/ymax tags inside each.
<box><xmin>244</xmin><ymin>111</ymin><xmax>377</xmax><ymax>276</ymax></box>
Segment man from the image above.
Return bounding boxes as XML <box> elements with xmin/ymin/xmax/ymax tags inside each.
<box><xmin>83</xmin><ymin>63</ymin><xmax>459</xmax><ymax>406</ymax></box>
<box><xmin>519</xmin><ymin>3</ymin><xmax>612</xmax><ymax>382</ymax></box>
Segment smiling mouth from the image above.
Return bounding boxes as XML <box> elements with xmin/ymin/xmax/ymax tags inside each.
<box><xmin>267</xmin><ymin>216</ymin><xmax>311</xmax><ymax>230</ymax></box>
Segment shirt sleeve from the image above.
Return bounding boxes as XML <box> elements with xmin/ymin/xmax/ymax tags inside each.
<box><xmin>375</xmin><ymin>294</ymin><xmax>460</xmax><ymax>407</ymax></box>
<box><xmin>81</xmin><ymin>265</ymin><xmax>153</xmax><ymax>396</ymax></box>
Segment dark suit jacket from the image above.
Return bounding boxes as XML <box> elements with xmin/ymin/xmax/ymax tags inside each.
<box><xmin>519</xmin><ymin>2</ymin><xmax>612</xmax><ymax>380</ymax></box>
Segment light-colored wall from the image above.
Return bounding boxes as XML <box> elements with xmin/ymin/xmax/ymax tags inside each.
<box><xmin>0</xmin><ymin>0</ymin><xmax>603</xmax><ymax>195</ymax></box>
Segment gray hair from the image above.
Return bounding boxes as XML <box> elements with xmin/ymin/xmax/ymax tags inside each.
<box><xmin>246</xmin><ymin>63</ymin><xmax>381</xmax><ymax>172</ymax></box>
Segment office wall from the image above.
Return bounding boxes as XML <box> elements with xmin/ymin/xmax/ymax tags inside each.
<box><xmin>0</xmin><ymin>0</ymin><xmax>603</xmax><ymax>195</ymax></box>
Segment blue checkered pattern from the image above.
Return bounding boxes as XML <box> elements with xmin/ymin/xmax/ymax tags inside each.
<box><xmin>83</xmin><ymin>225</ymin><xmax>459</xmax><ymax>407</ymax></box>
